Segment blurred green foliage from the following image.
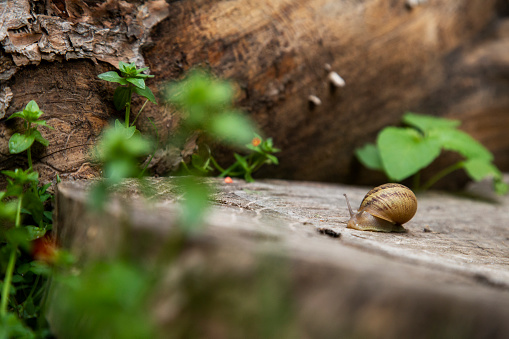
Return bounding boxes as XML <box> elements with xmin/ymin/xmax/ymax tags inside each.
<box><xmin>49</xmin><ymin>261</ymin><xmax>157</xmax><ymax>339</ymax></box>
<box><xmin>167</xmin><ymin>70</ymin><xmax>280</xmax><ymax>182</ymax></box>
<box><xmin>0</xmin><ymin>68</ymin><xmax>287</xmax><ymax>338</ymax></box>
<box><xmin>1</xmin><ymin>101</ymin><xmax>56</xmax><ymax>338</ymax></box>
<box><xmin>356</xmin><ymin>112</ymin><xmax>508</xmax><ymax>193</ymax></box>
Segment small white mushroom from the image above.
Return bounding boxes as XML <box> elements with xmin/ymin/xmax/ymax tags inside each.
<box><xmin>308</xmin><ymin>95</ymin><xmax>322</xmax><ymax>106</ymax></box>
<box><xmin>324</xmin><ymin>63</ymin><xmax>332</xmax><ymax>72</ymax></box>
<box><xmin>328</xmin><ymin>72</ymin><xmax>346</xmax><ymax>87</ymax></box>
<box><xmin>406</xmin><ymin>0</ymin><xmax>427</xmax><ymax>9</ymax></box>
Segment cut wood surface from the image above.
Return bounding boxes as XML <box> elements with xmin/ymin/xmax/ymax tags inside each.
<box><xmin>1</xmin><ymin>1</ymin><xmax>509</xmax><ymax>186</ymax></box>
<box><xmin>53</xmin><ymin>178</ymin><xmax>509</xmax><ymax>338</ymax></box>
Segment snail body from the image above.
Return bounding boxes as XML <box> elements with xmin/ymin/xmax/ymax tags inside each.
<box><xmin>344</xmin><ymin>183</ymin><xmax>417</xmax><ymax>233</ymax></box>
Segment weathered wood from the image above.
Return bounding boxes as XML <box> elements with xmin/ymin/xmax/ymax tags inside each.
<box><xmin>52</xmin><ymin>177</ymin><xmax>509</xmax><ymax>338</ymax></box>
<box><xmin>1</xmin><ymin>0</ymin><xmax>509</xmax><ymax>186</ymax></box>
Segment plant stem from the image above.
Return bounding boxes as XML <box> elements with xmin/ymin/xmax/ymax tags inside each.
<box><xmin>125</xmin><ymin>87</ymin><xmax>133</xmax><ymax>128</ymax></box>
<box><xmin>421</xmin><ymin>161</ymin><xmax>464</xmax><ymax>191</ymax></box>
<box><xmin>27</xmin><ymin>147</ymin><xmax>32</xmax><ymax>170</ymax></box>
<box><xmin>0</xmin><ymin>196</ymin><xmax>22</xmax><ymax>317</ymax></box>
<box><xmin>131</xmin><ymin>99</ymin><xmax>149</xmax><ymax>127</ymax></box>
<box><xmin>209</xmin><ymin>156</ymin><xmax>225</xmax><ymax>173</ymax></box>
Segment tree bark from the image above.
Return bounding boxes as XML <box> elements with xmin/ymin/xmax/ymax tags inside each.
<box><xmin>1</xmin><ymin>0</ymin><xmax>508</xmax><ymax>186</ymax></box>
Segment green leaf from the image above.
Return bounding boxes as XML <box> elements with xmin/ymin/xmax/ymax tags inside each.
<box><xmin>25</xmin><ymin>100</ymin><xmax>39</xmax><ymax>113</ymax></box>
<box><xmin>136</xmin><ymin>67</ymin><xmax>150</xmax><ymax>74</ymax></box>
<box><xmin>33</xmin><ymin>130</ymin><xmax>49</xmax><ymax>147</ymax></box>
<box><xmin>463</xmin><ymin>158</ymin><xmax>501</xmax><ymax>181</ymax></box>
<box><xmin>430</xmin><ymin>128</ymin><xmax>493</xmax><ymax>161</ymax></box>
<box><xmin>355</xmin><ymin>143</ymin><xmax>383</xmax><ymax>171</ymax></box>
<box><xmin>378</xmin><ymin>127</ymin><xmax>441</xmax><ymax>181</ymax></box>
<box><xmin>265</xmin><ymin>154</ymin><xmax>279</xmax><ymax>165</ymax></box>
<box><xmin>5</xmin><ymin>227</ymin><xmax>31</xmax><ymax>249</ymax></box>
<box><xmin>113</xmin><ymin>86</ymin><xmax>131</xmax><ymax>111</ymax></box>
<box><xmin>114</xmin><ymin>119</ymin><xmax>136</xmax><ymax>139</ymax></box>
<box><xmin>6</xmin><ymin>111</ymin><xmax>26</xmax><ymax>121</ymax></box>
<box><xmin>177</xmin><ymin>178</ymin><xmax>211</xmax><ymax>232</ymax></box>
<box><xmin>8</xmin><ymin>133</ymin><xmax>35</xmax><ymax>154</ymax></box>
<box><xmin>134</xmin><ymin>73</ymin><xmax>154</xmax><ymax>79</ymax></box>
<box><xmin>118</xmin><ymin>61</ymin><xmax>131</xmax><ymax>73</ymax></box>
<box><xmin>0</xmin><ymin>313</ymin><xmax>35</xmax><ymax>339</ymax></box>
<box><xmin>32</xmin><ymin>120</ymin><xmax>54</xmax><ymax>129</ymax></box>
<box><xmin>209</xmin><ymin>111</ymin><xmax>254</xmax><ymax>146</ymax></box>
<box><xmin>25</xmin><ymin>226</ymin><xmax>46</xmax><ymax>240</ymax></box>
<box><xmin>23</xmin><ymin>191</ymin><xmax>45</xmax><ymax>226</ymax></box>
<box><xmin>494</xmin><ymin>179</ymin><xmax>509</xmax><ymax>195</ymax></box>
<box><xmin>126</xmin><ymin>77</ymin><xmax>146</xmax><ymax>89</ymax></box>
<box><xmin>403</xmin><ymin>112</ymin><xmax>461</xmax><ymax>133</ymax></box>
<box><xmin>2</xmin><ymin>168</ymin><xmax>38</xmax><ymax>185</ymax></box>
<box><xmin>234</xmin><ymin>153</ymin><xmax>249</xmax><ymax>170</ymax></box>
<box><xmin>98</xmin><ymin>71</ymin><xmax>128</xmax><ymax>85</ymax></box>
<box><xmin>133</xmin><ymin>85</ymin><xmax>157</xmax><ymax>104</ymax></box>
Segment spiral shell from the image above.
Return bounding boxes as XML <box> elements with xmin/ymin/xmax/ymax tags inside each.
<box><xmin>359</xmin><ymin>183</ymin><xmax>417</xmax><ymax>225</ymax></box>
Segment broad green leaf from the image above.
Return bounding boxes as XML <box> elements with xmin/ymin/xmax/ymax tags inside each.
<box><xmin>24</xmin><ymin>109</ymin><xmax>43</xmax><ymax>122</ymax></box>
<box><xmin>495</xmin><ymin>179</ymin><xmax>509</xmax><ymax>195</ymax></box>
<box><xmin>119</xmin><ymin>61</ymin><xmax>137</xmax><ymax>76</ymax></box>
<box><xmin>8</xmin><ymin>133</ymin><xmax>35</xmax><ymax>154</ymax></box>
<box><xmin>118</xmin><ymin>61</ymin><xmax>131</xmax><ymax>73</ymax></box>
<box><xmin>25</xmin><ymin>226</ymin><xmax>46</xmax><ymax>240</ymax></box>
<box><xmin>463</xmin><ymin>158</ymin><xmax>501</xmax><ymax>181</ymax></box>
<box><xmin>234</xmin><ymin>153</ymin><xmax>249</xmax><ymax>170</ymax></box>
<box><xmin>134</xmin><ymin>73</ymin><xmax>154</xmax><ymax>79</ymax></box>
<box><xmin>23</xmin><ymin>191</ymin><xmax>45</xmax><ymax>226</ymax></box>
<box><xmin>98</xmin><ymin>71</ymin><xmax>128</xmax><ymax>85</ymax></box>
<box><xmin>355</xmin><ymin>143</ymin><xmax>383</xmax><ymax>171</ymax></box>
<box><xmin>32</xmin><ymin>120</ymin><xmax>54</xmax><ymax>129</ymax></box>
<box><xmin>378</xmin><ymin>127</ymin><xmax>441</xmax><ymax>181</ymax></box>
<box><xmin>209</xmin><ymin>111</ymin><xmax>254</xmax><ymax>146</ymax></box>
<box><xmin>25</xmin><ymin>100</ymin><xmax>39</xmax><ymax>113</ymax></box>
<box><xmin>5</xmin><ymin>227</ymin><xmax>31</xmax><ymax>249</ymax></box>
<box><xmin>1</xmin><ymin>168</ymin><xmax>38</xmax><ymax>184</ymax></box>
<box><xmin>430</xmin><ymin>128</ymin><xmax>493</xmax><ymax>161</ymax></box>
<box><xmin>113</xmin><ymin>86</ymin><xmax>131</xmax><ymax>110</ymax></box>
<box><xmin>33</xmin><ymin>130</ymin><xmax>49</xmax><ymax>146</ymax></box>
<box><xmin>114</xmin><ymin>119</ymin><xmax>136</xmax><ymax>139</ymax></box>
<box><xmin>126</xmin><ymin>77</ymin><xmax>145</xmax><ymax>89</ymax></box>
<box><xmin>403</xmin><ymin>112</ymin><xmax>461</xmax><ymax>133</ymax></box>
<box><xmin>133</xmin><ymin>85</ymin><xmax>157</xmax><ymax>104</ymax></box>
<box><xmin>265</xmin><ymin>154</ymin><xmax>279</xmax><ymax>165</ymax></box>
<box><xmin>136</xmin><ymin>67</ymin><xmax>150</xmax><ymax>74</ymax></box>
<box><xmin>0</xmin><ymin>313</ymin><xmax>35</xmax><ymax>339</ymax></box>
<box><xmin>177</xmin><ymin>177</ymin><xmax>211</xmax><ymax>232</ymax></box>
<box><xmin>6</xmin><ymin>111</ymin><xmax>26</xmax><ymax>120</ymax></box>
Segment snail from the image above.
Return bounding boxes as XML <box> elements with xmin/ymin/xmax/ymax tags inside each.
<box><xmin>343</xmin><ymin>183</ymin><xmax>417</xmax><ymax>233</ymax></box>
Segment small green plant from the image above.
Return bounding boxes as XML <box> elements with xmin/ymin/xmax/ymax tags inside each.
<box><xmin>356</xmin><ymin>112</ymin><xmax>508</xmax><ymax>194</ymax></box>
<box><xmin>166</xmin><ymin>70</ymin><xmax>280</xmax><ymax>182</ymax></box>
<box><xmin>183</xmin><ymin>135</ymin><xmax>280</xmax><ymax>182</ymax></box>
<box><xmin>166</xmin><ymin>69</ymin><xmax>254</xmax><ymax>147</ymax></box>
<box><xmin>88</xmin><ymin>120</ymin><xmax>153</xmax><ymax>211</ymax></box>
<box><xmin>1</xmin><ymin>100</ymin><xmax>55</xmax><ymax>337</ymax></box>
<box><xmin>98</xmin><ymin>61</ymin><xmax>157</xmax><ymax>128</ymax></box>
<box><xmin>7</xmin><ymin>100</ymin><xmax>53</xmax><ymax>170</ymax></box>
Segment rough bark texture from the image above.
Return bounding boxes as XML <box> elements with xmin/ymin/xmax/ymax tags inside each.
<box><xmin>1</xmin><ymin>0</ymin><xmax>509</xmax><ymax>187</ymax></box>
<box><xmin>52</xmin><ymin>177</ymin><xmax>509</xmax><ymax>338</ymax></box>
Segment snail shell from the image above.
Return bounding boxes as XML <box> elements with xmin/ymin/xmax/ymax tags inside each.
<box><xmin>344</xmin><ymin>183</ymin><xmax>417</xmax><ymax>233</ymax></box>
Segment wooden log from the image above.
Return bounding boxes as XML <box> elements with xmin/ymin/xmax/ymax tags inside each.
<box><xmin>1</xmin><ymin>0</ymin><xmax>508</xmax><ymax>186</ymax></box>
<box><xmin>51</xmin><ymin>177</ymin><xmax>509</xmax><ymax>338</ymax></box>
